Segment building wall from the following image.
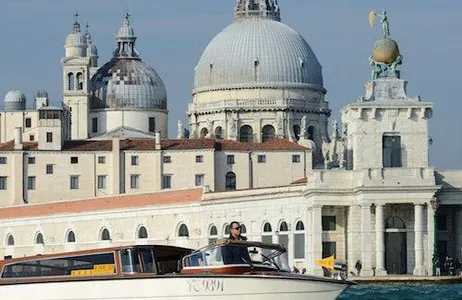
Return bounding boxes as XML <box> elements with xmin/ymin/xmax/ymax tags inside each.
<box><xmin>0</xmin><ymin>111</ymin><xmax>39</xmax><ymax>143</ymax></box>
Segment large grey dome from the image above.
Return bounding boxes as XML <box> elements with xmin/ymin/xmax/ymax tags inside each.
<box><xmin>89</xmin><ymin>58</ymin><xmax>166</xmax><ymax>110</ymax></box>
<box><xmin>89</xmin><ymin>14</ymin><xmax>166</xmax><ymax>110</ymax></box>
<box><xmin>194</xmin><ymin>19</ymin><xmax>323</xmax><ymax>93</ymax></box>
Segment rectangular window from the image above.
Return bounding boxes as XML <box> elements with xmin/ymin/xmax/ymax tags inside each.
<box><xmin>227</xmin><ymin>155</ymin><xmax>235</xmax><ymax>164</ymax></box>
<box><xmin>257</xmin><ymin>155</ymin><xmax>266</xmax><ymax>163</ymax></box>
<box><xmin>163</xmin><ymin>156</ymin><xmax>171</xmax><ymax>163</ymax></box>
<box><xmin>322</xmin><ymin>216</ymin><xmax>337</xmax><ymax>231</ymax></box>
<box><xmin>0</xmin><ymin>157</ymin><xmax>6</xmax><ymax>164</ymax></box>
<box><xmin>25</xmin><ymin>118</ymin><xmax>32</xmax><ymax>128</ymax></box>
<box><xmin>70</xmin><ymin>176</ymin><xmax>79</xmax><ymax>190</ymax></box>
<box><xmin>0</xmin><ymin>177</ymin><xmax>7</xmax><ymax>190</ymax></box>
<box><xmin>195</xmin><ymin>174</ymin><xmax>204</xmax><ymax>186</ymax></box>
<box><xmin>46</xmin><ymin>132</ymin><xmax>53</xmax><ymax>143</ymax></box>
<box><xmin>196</xmin><ymin>155</ymin><xmax>203</xmax><ymax>163</ymax></box>
<box><xmin>322</xmin><ymin>242</ymin><xmax>337</xmax><ymax>259</ymax></box>
<box><xmin>162</xmin><ymin>175</ymin><xmax>172</xmax><ymax>189</ymax></box>
<box><xmin>98</xmin><ymin>156</ymin><xmax>106</xmax><ymax>164</ymax></box>
<box><xmin>131</xmin><ymin>156</ymin><xmax>139</xmax><ymax>166</ymax></box>
<box><xmin>46</xmin><ymin>164</ymin><xmax>53</xmax><ymax>174</ymax></box>
<box><xmin>149</xmin><ymin>117</ymin><xmax>156</xmax><ymax>133</ymax></box>
<box><xmin>130</xmin><ymin>175</ymin><xmax>139</xmax><ymax>189</ymax></box>
<box><xmin>29</xmin><ymin>134</ymin><xmax>35</xmax><ymax>141</ymax></box>
<box><xmin>97</xmin><ymin>175</ymin><xmax>107</xmax><ymax>189</ymax></box>
<box><xmin>27</xmin><ymin>176</ymin><xmax>36</xmax><ymax>190</ymax></box>
<box><xmin>28</xmin><ymin>157</ymin><xmax>36</xmax><ymax>164</ymax></box>
<box><xmin>70</xmin><ymin>157</ymin><xmax>78</xmax><ymax>164</ymax></box>
<box><xmin>292</xmin><ymin>154</ymin><xmax>301</xmax><ymax>163</ymax></box>
<box><xmin>91</xmin><ymin>118</ymin><xmax>98</xmax><ymax>133</ymax></box>
<box><xmin>383</xmin><ymin>135</ymin><xmax>402</xmax><ymax>168</ymax></box>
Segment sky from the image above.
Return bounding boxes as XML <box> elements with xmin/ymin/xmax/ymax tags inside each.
<box><xmin>0</xmin><ymin>0</ymin><xmax>461</xmax><ymax>169</ymax></box>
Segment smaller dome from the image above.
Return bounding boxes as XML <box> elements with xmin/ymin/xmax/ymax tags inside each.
<box><xmin>4</xmin><ymin>90</ymin><xmax>26</xmax><ymax>111</ymax></box>
<box><xmin>65</xmin><ymin>21</ymin><xmax>87</xmax><ymax>48</ymax></box>
<box><xmin>373</xmin><ymin>38</ymin><xmax>400</xmax><ymax>64</ymax></box>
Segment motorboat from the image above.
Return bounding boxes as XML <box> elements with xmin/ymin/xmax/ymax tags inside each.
<box><xmin>0</xmin><ymin>240</ymin><xmax>354</xmax><ymax>299</ymax></box>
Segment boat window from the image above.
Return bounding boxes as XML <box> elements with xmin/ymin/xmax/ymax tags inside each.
<box><xmin>120</xmin><ymin>248</ymin><xmax>155</xmax><ymax>274</ymax></box>
<box><xmin>182</xmin><ymin>243</ymin><xmax>290</xmax><ymax>272</ymax></box>
<box><xmin>154</xmin><ymin>247</ymin><xmax>190</xmax><ymax>274</ymax></box>
<box><xmin>1</xmin><ymin>252</ymin><xmax>115</xmax><ymax>279</ymax></box>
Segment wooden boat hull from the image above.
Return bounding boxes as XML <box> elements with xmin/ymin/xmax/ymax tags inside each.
<box><xmin>0</xmin><ymin>274</ymin><xmax>351</xmax><ymax>300</ymax></box>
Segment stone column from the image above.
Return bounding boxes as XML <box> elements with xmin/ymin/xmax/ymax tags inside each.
<box><xmin>414</xmin><ymin>203</ymin><xmax>425</xmax><ymax>275</ymax></box>
<box><xmin>375</xmin><ymin>204</ymin><xmax>387</xmax><ymax>276</ymax></box>
<box><xmin>308</xmin><ymin>205</ymin><xmax>323</xmax><ymax>276</ymax></box>
<box><xmin>426</xmin><ymin>204</ymin><xmax>435</xmax><ymax>275</ymax></box>
<box><xmin>360</xmin><ymin>203</ymin><xmax>373</xmax><ymax>276</ymax></box>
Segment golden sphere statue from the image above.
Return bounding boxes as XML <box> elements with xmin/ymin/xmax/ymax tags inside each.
<box><xmin>372</xmin><ymin>38</ymin><xmax>400</xmax><ymax>64</ymax></box>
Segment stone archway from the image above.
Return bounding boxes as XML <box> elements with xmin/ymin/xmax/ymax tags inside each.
<box><xmin>385</xmin><ymin>216</ymin><xmax>407</xmax><ymax>274</ymax></box>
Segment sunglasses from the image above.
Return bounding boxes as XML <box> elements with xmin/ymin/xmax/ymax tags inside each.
<box><xmin>232</xmin><ymin>227</ymin><xmax>241</xmax><ymax>230</ymax></box>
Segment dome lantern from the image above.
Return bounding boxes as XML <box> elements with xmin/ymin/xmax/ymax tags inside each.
<box><xmin>113</xmin><ymin>13</ymin><xmax>138</xmax><ymax>58</ymax></box>
<box><xmin>234</xmin><ymin>0</ymin><xmax>281</xmax><ymax>22</ymax></box>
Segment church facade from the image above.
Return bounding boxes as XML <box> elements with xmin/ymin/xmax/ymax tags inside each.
<box><xmin>0</xmin><ymin>1</ymin><xmax>461</xmax><ymax>277</ymax></box>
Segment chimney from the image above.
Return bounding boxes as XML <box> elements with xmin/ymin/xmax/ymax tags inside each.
<box><xmin>14</xmin><ymin>127</ymin><xmax>23</xmax><ymax>150</ymax></box>
<box><xmin>155</xmin><ymin>131</ymin><xmax>161</xmax><ymax>150</ymax></box>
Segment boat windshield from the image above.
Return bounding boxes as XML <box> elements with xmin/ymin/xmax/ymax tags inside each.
<box><xmin>182</xmin><ymin>240</ymin><xmax>290</xmax><ymax>271</ymax></box>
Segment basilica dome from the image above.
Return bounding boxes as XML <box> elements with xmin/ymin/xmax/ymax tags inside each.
<box><xmin>193</xmin><ymin>4</ymin><xmax>323</xmax><ymax>93</ymax></box>
<box><xmin>89</xmin><ymin>14</ymin><xmax>166</xmax><ymax>110</ymax></box>
<box><xmin>90</xmin><ymin>58</ymin><xmax>166</xmax><ymax>110</ymax></box>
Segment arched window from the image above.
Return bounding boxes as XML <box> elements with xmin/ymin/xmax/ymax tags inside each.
<box><xmin>278</xmin><ymin>221</ymin><xmax>289</xmax><ymax>249</ymax></box>
<box><xmin>138</xmin><ymin>226</ymin><xmax>148</xmax><ymax>239</ymax></box>
<box><xmin>293</xmin><ymin>125</ymin><xmax>301</xmax><ymax>141</ymax></box>
<box><xmin>76</xmin><ymin>72</ymin><xmax>84</xmax><ymax>90</ymax></box>
<box><xmin>294</xmin><ymin>220</ymin><xmax>305</xmax><ymax>258</ymax></box>
<box><xmin>67</xmin><ymin>72</ymin><xmax>75</xmax><ymax>91</ymax></box>
<box><xmin>101</xmin><ymin>228</ymin><xmax>111</xmax><ymax>241</ymax></box>
<box><xmin>6</xmin><ymin>234</ymin><xmax>14</xmax><ymax>246</ymax></box>
<box><xmin>239</xmin><ymin>125</ymin><xmax>253</xmax><ymax>143</ymax></box>
<box><xmin>308</xmin><ymin>126</ymin><xmax>315</xmax><ymax>141</ymax></box>
<box><xmin>178</xmin><ymin>224</ymin><xmax>189</xmax><ymax>237</ymax></box>
<box><xmin>225</xmin><ymin>172</ymin><xmax>236</xmax><ymax>191</ymax></box>
<box><xmin>67</xmin><ymin>231</ymin><xmax>76</xmax><ymax>243</ymax></box>
<box><xmin>214</xmin><ymin>126</ymin><xmax>223</xmax><ymax>139</ymax></box>
<box><xmin>224</xmin><ymin>224</ymin><xmax>230</xmax><ymax>237</ymax></box>
<box><xmin>208</xmin><ymin>225</ymin><xmax>218</xmax><ymax>244</ymax></box>
<box><xmin>386</xmin><ymin>217</ymin><xmax>405</xmax><ymax>229</ymax></box>
<box><xmin>261</xmin><ymin>125</ymin><xmax>275</xmax><ymax>143</ymax></box>
<box><xmin>240</xmin><ymin>224</ymin><xmax>247</xmax><ymax>235</ymax></box>
<box><xmin>262</xmin><ymin>222</ymin><xmax>272</xmax><ymax>244</ymax></box>
<box><xmin>35</xmin><ymin>233</ymin><xmax>44</xmax><ymax>244</ymax></box>
<box><xmin>200</xmin><ymin>128</ymin><xmax>208</xmax><ymax>138</ymax></box>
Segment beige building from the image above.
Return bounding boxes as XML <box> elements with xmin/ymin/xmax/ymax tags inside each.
<box><xmin>0</xmin><ymin>1</ymin><xmax>461</xmax><ymax>278</ymax></box>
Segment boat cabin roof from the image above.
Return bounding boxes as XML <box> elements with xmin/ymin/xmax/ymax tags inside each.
<box><xmin>0</xmin><ymin>244</ymin><xmax>190</xmax><ymax>268</ymax></box>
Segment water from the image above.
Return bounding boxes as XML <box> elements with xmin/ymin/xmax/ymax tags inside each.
<box><xmin>339</xmin><ymin>283</ymin><xmax>462</xmax><ymax>300</ymax></box>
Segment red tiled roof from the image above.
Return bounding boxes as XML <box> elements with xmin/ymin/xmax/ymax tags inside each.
<box><xmin>0</xmin><ymin>141</ymin><xmax>38</xmax><ymax>151</ymax></box>
<box><xmin>0</xmin><ymin>137</ymin><xmax>307</xmax><ymax>152</ymax></box>
<box><xmin>0</xmin><ymin>189</ymin><xmax>203</xmax><ymax>220</ymax></box>
<box><xmin>216</xmin><ymin>138</ymin><xmax>307</xmax><ymax>151</ymax></box>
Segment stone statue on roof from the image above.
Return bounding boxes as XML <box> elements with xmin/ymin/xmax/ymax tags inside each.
<box><xmin>300</xmin><ymin>116</ymin><xmax>308</xmax><ymax>139</ymax></box>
